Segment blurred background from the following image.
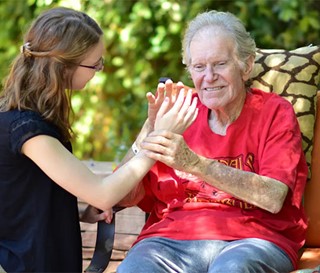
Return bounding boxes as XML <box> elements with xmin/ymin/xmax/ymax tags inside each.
<box><xmin>0</xmin><ymin>0</ymin><xmax>319</xmax><ymax>161</ymax></box>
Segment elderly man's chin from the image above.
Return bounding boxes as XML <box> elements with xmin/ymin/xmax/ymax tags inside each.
<box><xmin>200</xmin><ymin>94</ymin><xmax>227</xmax><ymax>110</ymax></box>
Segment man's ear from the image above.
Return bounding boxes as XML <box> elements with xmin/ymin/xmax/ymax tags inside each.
<box><xmin>242</xmin><ymin>55</ymin><xmax>255</xmax><ymax>81</ymax></box>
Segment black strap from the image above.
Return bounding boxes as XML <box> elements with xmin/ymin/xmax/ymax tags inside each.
<box><xmin>84</xmin><ymin>214</ymin><xmax>115</xmax><ymax>273</ymax></box>
<box><xmin>84</xmin><ymin>206</ymin><xmax>125</xmax><ymax>273</ymax></box>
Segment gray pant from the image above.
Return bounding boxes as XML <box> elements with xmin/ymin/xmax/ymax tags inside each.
<box><xmin>117</xmin><ymin>237</ymin><xmax>294</xmax><ymax>273</ymax></box>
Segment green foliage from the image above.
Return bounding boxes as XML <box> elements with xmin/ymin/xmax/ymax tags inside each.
<box><xmin>0</xmin><ymin>0</ymin><xmax>319</xmax><ymax>161</ymax></box>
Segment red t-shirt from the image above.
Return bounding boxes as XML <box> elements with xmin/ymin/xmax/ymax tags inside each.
<box><xmin>136</xmin><ymin>88</ymin><xmax>308</xmax><ymax>268</ymax></box>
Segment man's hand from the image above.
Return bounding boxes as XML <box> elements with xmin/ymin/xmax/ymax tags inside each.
<box><xmin>141</xmin><ymin>131</ymin><xmax>199</xmax><ymax>173</ymax></box>
<box><xmin>80</xmin><ymin>205</ymin><xmax>113</xmax><ymax>224</ymax></box>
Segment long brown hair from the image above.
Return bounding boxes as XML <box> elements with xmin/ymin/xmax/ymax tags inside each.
<box><xmin>0</xmin><ymin>7</ymin><xmax>103</xmax><ymax>141</ymax></box>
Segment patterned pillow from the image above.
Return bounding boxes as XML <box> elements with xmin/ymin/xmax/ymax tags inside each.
<box><xmin>250</xmin><ymin>45</ymin><xmax>320</xmax><ymax>177</ymax></box>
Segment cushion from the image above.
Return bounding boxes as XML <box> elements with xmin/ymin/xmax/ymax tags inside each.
<box><xmin>250</xmin><ymin>45</ymin><xmax>320</xmax><ymax>177</ymax></box>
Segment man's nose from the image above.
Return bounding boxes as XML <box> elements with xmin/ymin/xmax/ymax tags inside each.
<box><xmin>204</xmin><ymin>65</ymin><xmax>218</xmax><ymax>81</ymax></box>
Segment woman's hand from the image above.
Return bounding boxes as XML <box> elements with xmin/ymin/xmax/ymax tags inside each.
<box><xmin>146</xmin><ymin>79</ymin><xmax>185</xmax><ymax>129</ymax></box>
<box><xmin>154</xmin><ymin>88</ymin><xmax>198</xmax><ymax>134</ymax></box>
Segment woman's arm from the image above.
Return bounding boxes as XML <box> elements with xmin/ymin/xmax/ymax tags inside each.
<box><xmin>21</xmin><ymin>88</ymin><xmax>198</xmax><ymax>211</ymax></box>
<box><xmin>22</xmin><ymin>135</ymin><xmax>154</xmax><ymax>210</ymax></box>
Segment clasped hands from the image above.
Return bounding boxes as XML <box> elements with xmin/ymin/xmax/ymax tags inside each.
<box><xmin>142</xmin><ymin>80</ymin><xmax>200</xmax><ymax>172</ymax></box>
<box><xmin>83</xmin><ymin>80</ymin><xmax>200</xmax><ymax>224</ymax></box>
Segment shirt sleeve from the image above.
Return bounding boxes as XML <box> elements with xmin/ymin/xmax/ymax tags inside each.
<box><xmin>258</xmin><ymin>96</ymin><xmax>308</xmax><ymax>207</ymax></box>
<box><xmin>9</xmin><ymin>111</ymin><xmax>61</xmax><ymax>155</ymax></box>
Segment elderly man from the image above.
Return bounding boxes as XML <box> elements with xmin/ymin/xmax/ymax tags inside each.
<box><xmin>117</xmin><ymin>10</ymin><xmax>308</xmax><ymax>273</ymax></box>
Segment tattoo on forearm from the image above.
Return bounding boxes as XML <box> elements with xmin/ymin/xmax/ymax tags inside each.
<box><xmin>176</xmin><ymin>142</ymin><xmax>200</xmax><ymax>170</ymax></box>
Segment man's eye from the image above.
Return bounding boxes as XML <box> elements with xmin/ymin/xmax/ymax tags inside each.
<box><xmin>193</xmin><ymin>65</ymin><xmax>206</xmax><ymax>72</ymax></box>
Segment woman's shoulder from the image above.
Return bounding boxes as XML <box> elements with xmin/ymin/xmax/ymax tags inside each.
<box><xmin>0</xmin><ymin>109</ymin><xmax>42</xmax><ymax>121</ymax></box>
<box><xmin>1</xmin><ymin>109</ymin><xmax>60</xmax><ymax>139</ymax></box>
<box><xmin>2</xmin><ymin>110</ymin><xmax>62</xmax><ymax>154</ymax></box>
<box><xmin>1</xmin><ymin>110</ymin><xmax>47</xmax><ymax>130</ymax></box>
<box><xmin>0</xmin><ymin>109</ymin><xmax>35</xmax><ymax>127</ymax></box>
